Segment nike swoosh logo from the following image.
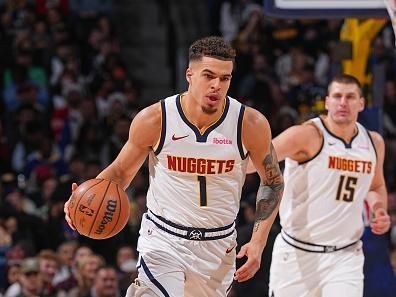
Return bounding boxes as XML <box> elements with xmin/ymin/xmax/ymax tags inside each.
<box><xmin>226</xmin><ymin>245</ymin><xmax>236</xmax><ymax>254</ymax></box>
<box><xmin>328</xmin><ymin>142</ymin><xmax>336</xmax><ymax>146</ymax></box>
<box><xmin>172</xmin><ymin>134</ymin><xmax>189</xmax><ymax>141</ymax></box>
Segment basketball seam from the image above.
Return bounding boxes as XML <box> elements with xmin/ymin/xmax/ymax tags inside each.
<box><xmin>104</xmin><ymin>185</ymin><xmax>123</xmax><ymax>239</ymax></box>
<box><xmin>72</xmin><ymin>179</ymin><xmax>104</xmax><ymax>228</ymax></box>
<box><xmin>88</xmin><ymin>180</ymin><xmax>112</xmax><ymax>237</ymax></box>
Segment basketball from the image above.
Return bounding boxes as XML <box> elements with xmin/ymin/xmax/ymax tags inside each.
<box><xmin>68</xmin><ymin>178</ymin><xmax>130</xmax><ymax>240</ymax></box>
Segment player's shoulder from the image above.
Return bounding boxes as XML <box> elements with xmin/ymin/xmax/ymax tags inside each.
<box><xmin>279</xmin><ymin>119</ymin><xmax>322</xmax><ymax>140</ymax></box>
<box><xmin>134</xmin><ymin>101</ymin><xmax>162</xmax><ymax>127</ymax></box>
<box><xmin>367</xmin><ymin>130</ymin><xmax>384</xmax><ymax>143</ymax></box>
<box><xmin>367</xmin><ymin>130</ymin><xmax>385</xmax><ymax>150</ymax></box>
<box><xmin>300</xmin><ymin>119</ymin><xmax>323</xmax><ymax>138</ymax></box>
<box><xmin>243</xmin><ymin>106</ymin><xmax>269</xmax><ymax>127</ymax></box>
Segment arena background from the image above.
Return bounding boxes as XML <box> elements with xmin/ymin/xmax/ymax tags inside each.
<box><xmin>0</xmin><ymin>1</ymin><xmax>395</xmax><ymax>296</ymax></box>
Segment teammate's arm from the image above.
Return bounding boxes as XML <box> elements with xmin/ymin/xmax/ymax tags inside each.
<box><xmin>234</xmin><ymin>107</ymin><xmax>284</xmax><ymax>282</ymax></box>
<box><xmin>246</xmin><ymin>122</ymin><xmax>323</xmax><ymax>174</ymax></box>
<box><xmin>64</xmin><ymin>103</ymin><xmax>161</xmax><ymax>228</ymax></box>
<box><xmin>366</xmin><ymin>131</ymin><xmax>391</xmax><ymax>235</ymax></box>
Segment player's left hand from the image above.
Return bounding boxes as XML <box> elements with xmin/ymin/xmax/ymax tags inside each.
<box><xmin>370</xmin><ymin>208</ymin><xmax>391</xmax><ymax>235</ymax></box>
<box><xmin>234</xmin><ymin>241</ymin><xmax>263</xmax><ymax>282</ymax></box>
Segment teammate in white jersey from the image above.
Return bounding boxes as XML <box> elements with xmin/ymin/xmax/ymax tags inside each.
<box><xmin>268</xmin><ymin>74</ymin><xmax>390</xmax><ymax>297</ymax></box>
<box><xmin>63</xmin><ymin>36</ymin><xmax>284</xmax><ymax>297</ymax></box>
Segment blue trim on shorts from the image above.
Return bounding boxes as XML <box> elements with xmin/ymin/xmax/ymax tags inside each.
<box><xmin>140</xmin><ymin>257</ymin><xmax>170</xmax><ymax>297</ymax></box>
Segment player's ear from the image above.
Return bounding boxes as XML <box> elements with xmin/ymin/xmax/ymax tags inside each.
<box><xmin>359</xmin><ymin>96</ymin><xmax>365</xmax><ymax>111</ymax></box>
<box><xmin>324</xmin><ymin>96</ymin><xmax>329</xmax><ymax>111</ymax></box>
<box><xmin>186</xmin><ymin>68</ymin><xmax>192</xmax><ymax>84</ymax></box>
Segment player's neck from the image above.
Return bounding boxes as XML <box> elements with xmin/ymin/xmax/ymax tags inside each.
<box><xmin>181</xmin><ymin>93</ymin><xmax>224</xmax><ymax>131</ymax></box>
<box><xmin>323</xmin><ymin>116</ymin><xmax>357</xmax><ymax>143</ymax></box>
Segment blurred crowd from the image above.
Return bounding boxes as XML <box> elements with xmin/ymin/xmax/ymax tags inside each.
<box><xmin>0</xmin><ymin>0</ymin><xmax>395</xmax><ymax>297</ymax></box>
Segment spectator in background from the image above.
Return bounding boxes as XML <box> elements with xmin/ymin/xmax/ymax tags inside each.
<box><xmin>53</xmin><ymin>241</ymin><xmax>78</xmax><ymax>286</ymax></box>
<box><xmin>38</xmin><ymin>250</ymin><xmax>59</xmax><ymax>297</ymax></box>
<box><xmin>10</xmin><ymin>116</ymin><xmax>48</xmax><ymax>173</ymax></box>
<box><xmin>64</xmin><ymin>254</ymin><xmax>104</xmax><ymax>297</ymax></box>
<box><xmin>83</xmin><ymin>266</ymin><xmax>120</xmax><ymax>297</ymax></box>
<box><xmin>0</xmin><ymin>225</ymin><xmax>13</xmax><ymax>294</ymax></box>
<box><xmin>3</xmin><ymin>262</ymin><xmax>20</xmax><ymax>297</ymax></box>
<box><xmin>271</xmin><ymin>106</ymin><xmax>299</xmax><ymax>138</ymax></box>
<box><xmin>55</xmin><ymin>246</ymin><xmax>93</xmax><ymax>296</ymax></box>
<box><xmin>16</xmin><ymin>257</ymin><xmax>42</xmax><ymax>297</ymax></box>
<box><xmin>101</xmin><ymin>114</ymin><xmax>131</xmax><ymax>167</ymax></box>
<box><xmin>237</xmin><ymin>52</ymin><xmax>274</xmax><ymax>117</ymax></box>
<box><xmin>114</xmin><ymin>246</ymin><xmax>137</xmax><ymax>295</ymax></box>
<box><xmin>0</xmin><ymin>122</ymin><xmax>11</xmax><ymax>175</ymax></box>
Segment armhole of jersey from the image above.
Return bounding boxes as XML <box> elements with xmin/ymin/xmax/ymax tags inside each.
<box><xmin>237</xmin><ymin>105</ymin><xmax>248</xmax><ymax>160</ymax></box>
<box><xmin>298</xmin><ymin>121</ymin><xmax>324</xmax><ymax>165</ymax></box>
<box><xmin>153</xmin><ymin>100</ymin><xmax>166</xmax><ymax>155</ymax></box>
<box><xmin>365</xmin><ymin>128</ymin><xmax>378</xmax><ymax>159</ymax></box>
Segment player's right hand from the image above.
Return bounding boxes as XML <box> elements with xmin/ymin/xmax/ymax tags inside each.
<box><xmin>64</xmin><ymin>183</ymin><xmax>78</xmax><ymax>230</ymax></box>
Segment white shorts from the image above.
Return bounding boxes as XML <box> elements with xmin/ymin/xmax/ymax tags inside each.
<box><xmin>269</xmin><ymin>234</ymin><xmax>364</xmax><ymax>297</ymax></box>
<box><xmin>127</xmin><ymin>212</ymin><xmax>237</xmax><ymax>297</ymax></box>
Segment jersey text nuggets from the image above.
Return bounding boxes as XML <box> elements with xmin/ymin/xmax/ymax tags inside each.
<box><xmin>167</xmin><ymin>155</ymin><xmax>235</xmax><ymax>174</ymax></box>
<box><xmin>328</xmin><ymin>156</ymin><xmax>372</xmax><ymax>174</ymax></box>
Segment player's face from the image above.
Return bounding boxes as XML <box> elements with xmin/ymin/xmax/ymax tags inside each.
<box><xmin>325</xmin><ymin>82</ymin><xmax>364</xmax><ymax>125</ymax></box>
<box><xmin>186</xmin><ymin>56</ymin><xmax>233</xmax><ymax>114</ymax></box>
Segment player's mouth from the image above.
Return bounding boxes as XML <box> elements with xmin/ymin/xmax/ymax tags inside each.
<box><xmin>206</xmin><ymin>94</ymin><xmax>220</xmax><ymax>102</ymax></box>
<box><xmin>336</xmin><ymin>110</ymin><xmax>349</xmax><ymax>116</ymax></box>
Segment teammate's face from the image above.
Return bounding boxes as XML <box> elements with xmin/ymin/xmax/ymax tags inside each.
<box><xmin>325</xmin><ymin>82</ymin><xmax>364</xmax><ymax>125</ymax></box>
<box><xmin>186</xmin><ymin>56</ymin><xmax>233</xmax><ymax>114</ymax></box>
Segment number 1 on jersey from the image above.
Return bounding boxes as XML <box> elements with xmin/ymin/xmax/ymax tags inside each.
<box><xmin>197</xmin><ymin>176</ymin><xmax>207</xmax><ymax>206</ymax></box>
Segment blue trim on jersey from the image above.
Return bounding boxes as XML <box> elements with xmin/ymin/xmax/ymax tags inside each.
<box><xmin>154</xmin><ymin>100</ymin><xmax>166</xmax><ymax>155</ymax></box>
<box><xmin>364</xmin><ymin>128</ymin><xmax>378</xmax><ymax>159</ymax></box>
<box><xmin>176</xmin><ymin>95</ymin><xmax>230</xmax><ymax>142</ymax></box>
<box><xmin>237</xmin><ymin>105</ymin><xmax>248</xmax><ymax>159</ymax></box>
<box><xmin>319</xmin><ymin>116</ymin><xmax>359</xmax><ymax>148</ymax></box>
<box><xmin>298</xmin><ymin>121</ymin><xmax>324</xmax><ymax>165</ymax></box>
<box><xmin>140</xmin><ymin>257</ymin><xmax>170</xmax><ymax>297</ymax></box>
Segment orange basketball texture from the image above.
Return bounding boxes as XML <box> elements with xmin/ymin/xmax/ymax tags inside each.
<box><xmin>68</xmin><ymin>179</ymin><xmax>130</xmax><ymax>240</ymax></box>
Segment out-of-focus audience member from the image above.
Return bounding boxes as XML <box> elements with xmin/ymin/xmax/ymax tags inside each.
<box><xmin>15</xmin><ymin>257</ymin><xmax>42</xmax><ymax>297</ymax></box>
<box><xmin>38</xmin><ymin>250</ymin><xmax>59</xmax><ymax>296</ymax></box>
<box><xmin>83</xmin><ymin>266</ymin><xmax>120</xmax><ymax>297</ymax></box>
<box><xmin>53</xmin><ymin>242</ymin><xmax>78</xmax><ymax>286</ymax></box>
<box><xmin>115</xmin><ymin>246</ymin><xmax>137</xmax><ymax>295</ymax></box>
<box><xmin>3</xmin><ymin>262</ymin><xmax>20</xmax><ymax>297</ymax></box>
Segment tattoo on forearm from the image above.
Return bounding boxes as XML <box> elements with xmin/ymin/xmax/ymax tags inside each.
<box><xmin>253</xmin><ymin>143</ymin><xmax>284</xmax><ymax>232</ymax></box>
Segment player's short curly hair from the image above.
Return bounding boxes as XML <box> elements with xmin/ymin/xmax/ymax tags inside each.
<box><xmin>189</xmin><ymin>36</ymin><xmax>236</xmax><ymax>62</ymax></box>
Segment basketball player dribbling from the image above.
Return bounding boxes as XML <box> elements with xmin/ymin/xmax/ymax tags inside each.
<box><xmin>64</xmin><ymin>36</ymin><xmax>284</xmax><ymax>297</ymax></box>
<box><xmin>262</xmin><ymin>74</ymin><xmax>390</xmax><ymax>297</ymax></box>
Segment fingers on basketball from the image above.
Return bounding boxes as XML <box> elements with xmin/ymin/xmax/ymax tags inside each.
<box><xmin>68</xmin><ymin>178</ymin><xmax>130</xmax><ymax>239</ymax></box>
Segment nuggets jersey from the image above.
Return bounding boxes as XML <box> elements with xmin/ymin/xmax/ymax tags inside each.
<box><xmin>146</xmin><ymin>94</ymin><xmax>248</xmax><ymax>228</ymax></box>
<box><xmin>280</xmin><ymin>117</ymin><xmax>377</xmax><ymax>246</ymax></box>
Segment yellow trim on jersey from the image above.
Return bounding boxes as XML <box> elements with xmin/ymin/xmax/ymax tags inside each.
<box><xmin>180</xmin><ymin>93</ymin><xmax>227</xmax><ymax>136</ymax></box>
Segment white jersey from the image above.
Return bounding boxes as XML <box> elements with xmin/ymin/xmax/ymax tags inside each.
<box><xmin>280</xmin><ymin>117</ymin><xmax>377</xmax><ymax>246</ymax></box>
<box><xmin>146</xmin><ymin>94</ymin><xmax>248</xmax><ymax>228</ymax></box>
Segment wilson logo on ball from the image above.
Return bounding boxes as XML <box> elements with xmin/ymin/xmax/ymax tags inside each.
<box><xmin>70</xmin><ymin>178</ymin><xmax>130</xmax><ymax>240</ymax></box>
<box><xmin>94</xmin><ymin>199</ymin><xmax>117</xmax><ymax>235</ymax></box>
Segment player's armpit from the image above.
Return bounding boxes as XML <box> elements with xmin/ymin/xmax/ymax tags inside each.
<box><xmin>254</xmin><ymin>143</ymin><xmax>284</xmax><ymax>231</ymax></box>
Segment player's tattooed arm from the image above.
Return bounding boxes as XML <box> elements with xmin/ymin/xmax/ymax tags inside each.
<box><xmin>254</xmin><ymin>143</ymin><xmax>284</xmax><ymax>232</ymax></box>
